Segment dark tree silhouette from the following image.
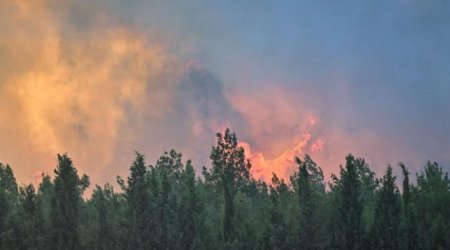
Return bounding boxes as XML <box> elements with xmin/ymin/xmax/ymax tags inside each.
<box><xmin>372</xmin><ymin>165</ymin><xmax>401</xmax><ymax>249</ymax></box>
<box><xmin>51</xmin><ymin>154</ymin><xmax>89</xmax><ymax>250</ymax></box>
<box><xmin>205</xmin><ymin>128</ymin><xmax>251</xmax><ymax>244</ymax></box>
<box><xmin>0</xmin><ymin>129</ymin><xmax>449</xmax><ymax>250</ymax></box>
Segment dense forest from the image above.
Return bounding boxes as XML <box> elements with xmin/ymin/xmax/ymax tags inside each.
<box><xmin>0</xmin><ymin>128</ymin><xmax>449</xmax><ymax>250</ymax></box>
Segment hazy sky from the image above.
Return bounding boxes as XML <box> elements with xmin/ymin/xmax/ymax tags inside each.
<box><xmin>1</xmin><ymin>0</ymin><xmax>449</xmax><ymax>186</ymax></box>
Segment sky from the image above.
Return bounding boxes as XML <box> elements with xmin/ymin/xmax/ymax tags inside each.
<box><xmin>1</xmin><ymin>0</ymin><xmax>449</xmax><ymax>186</ymax></box>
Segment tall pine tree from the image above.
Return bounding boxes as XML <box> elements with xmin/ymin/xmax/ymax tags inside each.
<box><xmin>415</xmin><ymin>162</ymin><xmax>450</xmax><ymax>249</ymax></box>
<box><xmin>399</xmin><ymin>163</ymin><xmax>418</xmax><ymax>250</ymax></box>
<box><xmin>372</xmin><ymin>165</ymin><xmax>401</xmax><ymax>249</ymax></box>
<box><xmin>205</xmin><ymin>128</ymin><xmax>251</xmax><ymax>244</ymax></box>
<box><xmin>295</xmin><ymin>155</ymin><xmax>325</xmax><ymax>250</ymax></box>
<box><xmin>334</xmin><ymin>154</ymin><xmax>364</xmax><ymax>250</ymax></box>
<box><xmin>119</xmin><ymin>152</ymin><xmax>150</xmax><ymax>249</ymax></box>
<box><xmin>51</xmin><ymin>154</ymin><xmax>89</xmax><ymax>250</ymax></box>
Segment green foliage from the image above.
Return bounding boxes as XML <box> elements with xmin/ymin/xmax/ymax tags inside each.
<box><xmin>119</xmin><ymin>152</ymin><xmax>151</xmax><ymax>249</ymax></box>
<box><xmin>205</xmin><ymin>128</ymin><xmax>251</xmax><ymax>244</ymax></box>
<box><xmin>0</xmin><ymin>129</ymin><xmax>450</xmax><ymax>250</ymax></box>
<box><xmin>399</xmin><ymin>163</ymin><xmax>419</xmax><ymax>250</ymax></box>
<box><xmin>179</xmin><ymin>160</ymin><xmax>201</xmax><ymax>249</ymax></box>
<box><xmin>413</xmin><ymin>162</ymin><xmax>450</xmax><ymax>249</ymax></box>
<box><xmin>83</xmin><ymin>183</ymin><xmax>123</xmax><ymax>249</ymax></box>
<box><xmin>264</xmin><ymin>175</ymin><xmax>295</xmax><ymax>250</ymax></box>
<box><xmin>0</xmin><ymin>163</ymin><xmax>17</xmax><ymax>248</ymax></box>
<box><xmin>52</xmin><ymin>154</ymin><xmax>89</xmax><ymax>250</ymax></box>
<box><xmin>371</xmin><ymin>165</ymin><xmax>401</xmax><ymax>249</ymax></box>
<box><xmin>329</xmin><ymin>154</ymin><xmax>365</xmax><ymax>250</ymax></box>
<box><xmin>293</xmin><ymin>155</ymin><xmax>326</xmax><ymax>250</ymax></box>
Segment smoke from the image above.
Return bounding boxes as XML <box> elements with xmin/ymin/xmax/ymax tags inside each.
<box><xmin>228</xmin><ymin>87</ymin><xmax>323</xmax><ymax>182</ymax></box>
<box><xmin>0</xmin><ymin>1</ymin><xmax>248</xmax><ymax>185</ymax></box>
<box><xmin>1</xmin><ymin>0</ymin><xmax>449</xmax><ymax>187</ymax></box>
<box><xmin>0</xmin><ymin>0</ymin><xmax>183</xmax><ymax>184</ymax></box>
<box><xmin>0</xmin><ymin>0</ymin><xmax>322</xmax><ymax>185</ymax></box>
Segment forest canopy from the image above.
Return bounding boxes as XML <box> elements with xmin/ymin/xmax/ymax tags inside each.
<box><xmin>0</xmin><ymin>128</ymin><xmax>449</xmax><ymax>250</ymax></box>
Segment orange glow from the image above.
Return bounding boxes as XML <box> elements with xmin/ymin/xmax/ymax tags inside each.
<box><xmin>0</xmin><ymin>1</ymin><xmax>182</xmax><ymax>184</ymax></box>
<box><xmin>307</xmin><ymin>115</ymin><xmax>317</xmax><ymax>126</ymax></box>
<box><xmin>240</xmin><ymin>133</ymin><xmax>312</xmax><ymax>183</ymax></box>
<box><xmin>229</xmin><ymin>87</ymin><xmax>326</xmax><ymax>183</ymax></box>
<box><xmin>311</xmin><ymin>139</ymin><xmax>325</xmax><ymax>154</ymax></box>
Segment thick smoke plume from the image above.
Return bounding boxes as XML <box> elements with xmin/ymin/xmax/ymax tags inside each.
<box><xmin>2</xmin><ymin>0</ymin><xmax>448</xmax><ymax>186</ymax></box>
<box><xmin>0</xmin><ymin>1</ymin><xmax>182</xmax><ymax>183</ymax></box>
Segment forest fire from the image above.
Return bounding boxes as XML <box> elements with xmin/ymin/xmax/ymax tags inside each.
<box><xmin>1</xmin><ymin>1</ymin><xmax>450</xmax><ymax>249</ymax></box>
<box><xmin>240</xmin><ymin>131</ymin><xmax>325</xmax><ymax>183</ymax></box>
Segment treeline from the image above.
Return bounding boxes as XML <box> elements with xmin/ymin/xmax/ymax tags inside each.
<box><xmin>1</xmin><ymin>128</ymin><xmax>450</xmax><ymax>250</ymax></box>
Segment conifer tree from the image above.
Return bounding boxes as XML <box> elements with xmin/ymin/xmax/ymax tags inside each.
<box><xmin>372</xmin><ymin>165</ymin><xmax>401</xmax><ymax>249</ymax></box>
<box><xmin>335</xmin><ymin>154</ymin><xmax>363</xmax><ymax>250</ymax></box>
<box><xmin>2</xmin><ymin>130</ymin><xmax>450</xmax><ymax>249</ymax></box>
<box><xmin>265</xmin><ymin>174</ymin><xmax>290</xmax><ymax>250</ymax></box>
<box><xmin>295</xmin><ymin>155</ymin><xmax>325</xmax><ymax>250</ymax></box>
<box><xmin>35</xmin><ymin>174</ymin><xmax>54</xmax><ymax>250</ymax></box>
<box><xmin>51</xmin><ymin>154</ymin><xmax>89</xmax><ymax>250</ymax></box>
<box><xmin>119</xmin><ymin>152</ymin><xmax>150</xmax><ymax>249</ymax></box>
<box><xmin>0</xmin><ymin>163</ymin><xmax>18</xmax><ymax>249</ymax></box>
<box><xmin>89</xmin><ymin>184</ymin><xmax>117</xmax><ymax>250</ymax></box>
<box><xmin>415</xmin><ymin>162</ymin><xmax>450</xmax><ymax>249</ymax></box>
<box><xmin>399</xmin><ymin>163</ymin><xmax>418</xmax><ymax>250</ymax></box>
<box><xmin>179</xmin><ymin>160</ymin><xmax>199</xmax><ymax>249</ymax></box>
<box><xmin>206</xmin><ymin>128</ymin><xmax>251</xmax><ymax>244</ymax></box>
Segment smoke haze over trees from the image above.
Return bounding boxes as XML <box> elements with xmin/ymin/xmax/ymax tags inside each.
<box><xmin>0</xmin><ymin>129</ymin><xmax>449</xmax><ymax>249</ymax></box>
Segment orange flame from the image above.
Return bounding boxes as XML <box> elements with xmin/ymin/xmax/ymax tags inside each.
<box><xmin>227</xmin><ymin>88</ymin><xmax>327</xmax><ymax>183</ymax></box>
<box><xmin>240</xmin><ymin>132</ymin><xmax>325</xmax><ymax>183</ymax></box>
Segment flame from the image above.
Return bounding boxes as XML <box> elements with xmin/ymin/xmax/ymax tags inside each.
<box><xmin>229</xmin><ymin>87</ymin><xmax>326</xmax><ymax>183</ymax></box>
<box><xmin>240</xmin><ymin>132</ymin><xmax>313</xmax><ymax>183</ymax></box>
<box><xmin>0</xmin><ymin>1</ymin><xmax>337</xmax><ymax>187</ymax></box>
<box><xmin>241</xmin><ymin>132</ymin><xmax>327</xmax><ymax>183</ymax></box>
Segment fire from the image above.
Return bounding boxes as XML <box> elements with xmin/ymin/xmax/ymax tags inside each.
<box><xmin>228</xmin><ymin>88</ymin><xmax>326</xmax><ymax>183</ymax></box>
<box><xmin>240</xmin><ymin>132</ymin><xmax>325</xmax><ymax>183</ymax></box>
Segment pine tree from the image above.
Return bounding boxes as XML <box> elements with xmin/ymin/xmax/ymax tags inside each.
<box><xmin>206</xmin><ymin>128</ymin><xmax>251</xmax><ymax>244</ymax></box>
<box><xmin>1</xmin><ymin>184</ymin><xmax>42</xmax><ymax>249</ymax></box>
<box><xmin>2</xmin><ymin>131</ymin><xmax>450</xmax><ymax>249</ymax></box>
<box><xmin>0</xmin><ymin>163</ymin><xmax>19</xmax><ymax>249</ymax></box>
<box><xmin>372</xmin><ymin>165</ymin><xmax>401</xmax><ymax>249</ymax></box>
<box><xmin>34</xmin><ymin>174</ymin><xmax>54</xmax><ymax>250</ymax></box>
<box><xmin>119</xmin><ymin>152</ymin><xmax>150</xmax><ymax>249</ymax></box>
<box><xmin>89</xmin><ymin>184</ymin><xmax>116</xmax><ymax>250</ymax></box>
<box><xmin>399</xmin><ymin>163</ymin><xmax>418</xmax><ymax>250</ymax></box>
<box><xmin>19</xmin><ymin>185</ymin><xmax>40</xmax><ymax>248</ymax></box>
<box><xmin>151</xmin><ymin>150</ymin><xmax>185</xmax><ymax>249</ymax></box>
<box><xmin>265</xmin><ymin>174</ymin><xmax>290</xmax><ymax>250</ymax></box>
<box><xmin>179</xmin><ymin>160</ymin><xmax>199</xmax><ymax>249</ymax></box>
<box><xmin>335</xmin><ymin>154</ymin><xmax>364</xmax><ymax>250</ymax></box>
<box><xmin>51</xmin><ymin>154</ymin><xmax>89</xmax><ymax>250</ymax></box>
<box><xmin>295</xmin><ymin>155</ymin><xmax>325</xmax><ymax>250</ymax></box>
<box><xmin>429</xmin><ymin>214</ymin><xmax>449</xmax><ymax>250</ymax></box>
<box><xmin>415</xmin><ymin>162</ymin><xmax>450</xmax><ymax>249</ymax></box>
